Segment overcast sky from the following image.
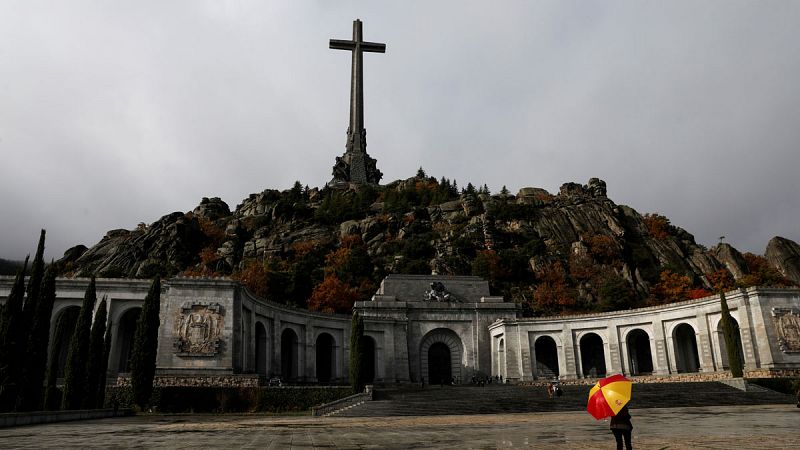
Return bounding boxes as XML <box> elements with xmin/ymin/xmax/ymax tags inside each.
<box><xmin>1</xmin><ymin>1</ymin><xmax>799</xmax><ymax>261</ymax></box>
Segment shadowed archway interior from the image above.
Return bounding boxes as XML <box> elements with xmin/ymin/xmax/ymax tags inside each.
<box><xmin>419</xmin><ymin>328</ymin><xmax>463</xmax><ymax>384</ymax></box>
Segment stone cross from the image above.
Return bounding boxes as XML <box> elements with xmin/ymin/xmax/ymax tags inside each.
<box><xmin>330</xmin><ymin>19</ymin><xmax>385</xmax><ymax>184</ymax></box>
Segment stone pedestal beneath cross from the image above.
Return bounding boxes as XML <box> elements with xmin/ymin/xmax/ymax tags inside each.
<box><xmin>329</xmin><ymin>19</ymin><xmax>384</xmax><ymax>186</ymax></box>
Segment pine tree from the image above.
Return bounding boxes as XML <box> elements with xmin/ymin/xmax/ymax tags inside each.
<box><xmin>0</xmin><ymin>257</ymin><xmax>28</xmax><ymax>412</ymax></box>
<box><xmin>719</xmin><ymin>291</ymin><xmax>744</xmax><ymax>377</ymax></box>
<box><xmin>349</xmin><ymin>312</ymin><xmax>365</xmax><ymax>393</ymax></box>
<box><xmin>84</xmin><ymin>297</ymin><xmax>108</xmax><ymax>409</ymax></box>
<box><xmin>44</xmin><ymin>308</ymin><xmax>79</xmax><ymax>410</ymax></box>
<box><xmin>62</xmin><ymin>277</ymin><xmax>97</xmax><ymax>410</ymax></box>
<box><xmin>129</xmin><ymin>278</ymin><xmax>162</xmax><ymax>409</ymax></box>
<box><xmin>96</xmin><ymin>320</ymin><xmax>113</xmax><ymax>408</ymax></box>
<box><xmin>17</xmin><ymin>264</ymin><xmax>58</xmax><ymax>411</ymax></box>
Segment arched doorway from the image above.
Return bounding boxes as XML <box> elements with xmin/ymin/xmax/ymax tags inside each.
<box><xmin>419</xmin><ymin>328</ymin><xmax>463</xmax><ymax>384</ymax></box>
<box><xmin>428</xmin><ymin>343</ymin><xmax>451</xmax><ymax>384</ymax></box>
<box><xmin>362</xmin><ymin>336</ymin><xmax>376</xmax><ymax>383</ymax></box>
<box><xmin>116</xmin><ymin>308</ymin><xmax>141</xmax><ymax>373</ymax></box>
<box><xmin>580</xmin><ymin>333</ymin><xmax>606</xmax><ymax>378</ymax></box>
<box><xmin>717</xmin><ymin>317</ymin><xmax>744</xmax><ymax>370</ymax></box>
<box><xmin>674</xmin><ymin>323</ymin><xmax>700</xmax><ymax>373</ymax></box>
<box><xmin>627</xmin><ymin>329</ymin><xmax>653</xmax><ymax>375</ymax></box>
<box><xmin>533</xmin><ymin>335</ymin><xmax>559</xmax><ymax>379</ymax></box>
<box><xmin>316</xmin><ymin>333</ymin><xmax>335</xmax><ymax>383</ymax></box>
<box><xmin>281</xmin><ymin>328</ymin><xmax>298</xmax><ymax>380</ymax></box>
<box><xmin>255</xmin><ymin>322</ymin><xmax>267</xmax><ymax>376</ymax></box>
<box><xmin>50</xmin><ymin>307</ymin><xmax>80</xmax><ymax>378</ymax></box>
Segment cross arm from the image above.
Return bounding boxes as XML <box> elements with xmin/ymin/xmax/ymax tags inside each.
<box><xmin>330</xmin><ymin>39</ymin><xmax>356</xmax><ymax>50</ymax></box>
<box><xmin>361</xmin><ymin>42</ymin><xmax>386</xmax><ymax>53</ymax></box>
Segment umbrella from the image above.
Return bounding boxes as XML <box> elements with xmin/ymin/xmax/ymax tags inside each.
<box><xmin>586</xmin><ymin>374</ymin><xmax>632</xmax><ymax>420</ymax></box>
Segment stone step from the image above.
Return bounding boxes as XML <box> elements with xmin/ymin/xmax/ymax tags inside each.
<box><xmin>335</xmin><ymin>382</ymin><xmax>794</xmax><ymax>417</ymax></box>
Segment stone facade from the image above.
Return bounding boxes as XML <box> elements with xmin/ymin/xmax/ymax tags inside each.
<box><xmin>489</xmin><ymin>287</ymin><xmax>800</xmax><ymax>381</ymax></box>
<box><xmin>1</xmin><ymin>276</ymin><xmax>799</xmax><ymax>386</ymax></box>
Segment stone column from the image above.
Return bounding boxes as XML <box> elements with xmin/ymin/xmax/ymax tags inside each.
<box><xmin>606</xmin><ymin>323</ymin><xmax>623</xmax><ymax>374</ymax></box>
<box><xmin>695</xmin><ymin>313</ymin><xmax>714</xmax><ymax>372</ymax></box>
<box><xmin>561</xmin><ymin>325</ymin><xmax>578</xmax><ymax>379</ymax></box>
<box><xmin>303</xmin><ymin>325</ymin><xmax>313</xmax><ymax>382</ymax></box>
<box><xmin>733</xmin><ymin>291</ymin><xmax>758</xmax><ymax>370</ymax></box>
<box><xmin>652</xmin><ymin>319</ymin><xmax>671</xmax><ymax>375</ymax></box>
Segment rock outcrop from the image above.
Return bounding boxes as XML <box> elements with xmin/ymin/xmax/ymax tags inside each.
<box><xmin>766</xmin><ymin>236</ymin><xmax>800</xmax><ymax>286</ymax></box>
<box><xmin>55</xmin><ymin>176</ymin><xmax>798</xmax><ymax>310</ymax></box>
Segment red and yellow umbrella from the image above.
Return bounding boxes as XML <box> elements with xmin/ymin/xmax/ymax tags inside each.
<box><xmin>586</xmin><ymin>374</ymin><xmax>632</xmax><ymax>420</ymax></box>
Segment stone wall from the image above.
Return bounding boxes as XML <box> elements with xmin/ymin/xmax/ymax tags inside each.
<box><xmin>492</xmin><ymin>287</ymin><xmax>800</xmax><ymax>381</ymax></box>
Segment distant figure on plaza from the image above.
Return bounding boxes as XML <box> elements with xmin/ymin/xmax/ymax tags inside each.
<box><xmin>547</xmin><ymin>378</ymin><xmax>561</xmax><ymax>399</ymax></box>
<box><xmin>609</xmin><ymin>405</ymin><xmax>633</xmax><ymax>450</ymax></box>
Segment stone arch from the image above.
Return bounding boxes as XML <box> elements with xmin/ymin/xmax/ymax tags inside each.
<box><xmin>315</xmin><ymin>332</ymin><xmax>335</xmax><ymax>383</ymax></box>
<box><xmin>362</xmin><ymin>335</ymin><xmax>376</xmax><ymax>383</ymax></box>
<box><xmin>280</xmin><ymin>328</ymin><xmax>299</xmax><ymax>380</ymax></box>
<box><xmin>716</xmin><ymin>316</ymin><xmax>744</xmax><ymax>370</ymax></box>
<box><xmin>420</xmin><ymin>328</ymin><xmax>463</xmax><ymax>384</ymax></box>
<box><xmin>579</xmin><ymin>332</ymin><xmax>606</xmax><ymax>378</ymax></box>
<box><xmin>625</xmin><ymin>329</ymin><xmax>653</xmax><ymax>375</ymax></box>
<box><xmin>496</xmin><ymin>338</ymin><xmax>506</xmax><ymax>378</ymax></box>
<box><xmin>116</xmin><ymin>307</ymin><xmax>142</xmax><ymax>374</ymax></box>
<box><xmin>255</xmin><ymin>321</ymin><xmax>268</xmax><ymax>376</ymax></box>
<box><xmin>50</xmin><ymin>306</ymin><xmax>81</xmax><ymax>378</ymax></box>
<box><xmin>533</xmin><ymin>335</ymin><xmax>559</xmax><ymax>379</ymax></box>
<box><xmin>673</xmin><ymin>323</ymin><xmax>700</xmax><ymax>373</ymax></box>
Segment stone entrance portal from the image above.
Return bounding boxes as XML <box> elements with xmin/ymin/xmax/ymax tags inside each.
<box><xmin>674</xmin><ymin>324</ymin><xmax>700</xmax><ymax>373</ymax></box>
<box><xmin>627</xmin><ymin>329</ymin><xmax>653</xmax><ymax>375</ymax></box>
<box><xmin>428</xmin><ymin>343</ymin><xmax>452</xmax><ymax>384</ymax></box>
<box><xmin>362</xmin><ymin>336</ymin><xmax>376</xmax><ymax>383</ymax></box>
<box><xmin>580</xmin><ymin>333</ymin><xmax>606</xmax><ymax>378</ymax></box>
<box><xmin>420</xmin><ymin>328</ymin><xmax>463</xmax><ymax>384</ymax></box>
<box><xmin>534</xmin><ymin>335</ymin><xmax>559</xmax><ymax>379</ymax></box>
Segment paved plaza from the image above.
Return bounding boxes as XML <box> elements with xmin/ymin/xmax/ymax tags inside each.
<box><xmin>1</xmin><ymin>404</ymin><xmax>798</xmax><ymax>449</ymax></box>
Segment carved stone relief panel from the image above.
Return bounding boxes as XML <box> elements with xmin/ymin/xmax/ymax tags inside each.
<box><xmin>174</xmin><ymin>301</ymin><xmax>224</xmax><ymax>357</ymax></box>
<box><xmin>772</xmin><ymin>308</ymin><xmax>800</xmax><ymax>353</ymax></box>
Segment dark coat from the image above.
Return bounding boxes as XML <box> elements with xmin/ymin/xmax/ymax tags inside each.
<box><xmin>610</xmin><ymin>406</ymin><xmax>633</xmax><ymax>430</ymax></box>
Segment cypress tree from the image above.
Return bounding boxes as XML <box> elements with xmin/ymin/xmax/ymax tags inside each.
<box><xmin>0</xmin><ymin>257</ymin><xmax>28</xmax><ymax>412</ymax></box>
<box><xmin>129</xmin><ymin>278</ymin><xmax>162</xmax><ymax>409</ymax></box>
<box><xmin>349</xmin><ymin>311</ymin><xmax>365</xmax><ymax>393</ymax></box>
<box><xmin>84</xmin><ymin>297</ymin><xmax>108</xmax><ymax>409</ymax></box>
<box><xmin>21</xmin><ymin>230</ymin><xmax>46</xmax><ymax>335</ymax></box>
<box><xmin>719</xmin><ymin>291</ymin><xmax>744</xmax><ymax>378</ymax></box>
<box><xmin>62</xmin><ymin>277</ymin><xmax>97</xmax><ymax>410</ymax></box>
<box><xmin>44</xmin><ymin>308</ymin><xmax>79</xmax><ymax>410</ymax></box>
<box><xmin>96</xmin><ymin>320</ymin><xmax>113</xmax><ymax>408</ymax></box>
<box><xmin>17</xmin><ymin>264</ymin><xmax>58</xmax><ymax>411</ymax></box>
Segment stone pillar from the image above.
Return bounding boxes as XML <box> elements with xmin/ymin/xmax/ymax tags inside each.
<box><xmin>652</xmin><ymin>319</ymin><xmax>671</xmax><ymax>375</ymax></box>
<box><xmin>517</xmin><ymin>328</ymin><xmax>532</xmax><ymax>381</ymax></box>
<box><xmin>561</xmin><ymin>325</ymin><xmax>578</xmax><ymax>379</ymax></box>
<box><xmin>734</xmin><ymin>291</ymin><xmax>758</xmax><ymax>370</ymax></box>
<box><xmin>695</xmin><ymin>313</ymin><xmax>714</xmax><ymax>372</ymax></box>
<box><xmin>606</xmin><ymin>324</ymin><xmax>622</xmax><ymax>374</ymax></box>
<box><xmin>274</xmin><ymin>318</ymin><xmax>282</xmax><ymax>377</ymax></box>
<box><xmin>303</xmin><ymin>325</ymin><xmax>313</xmax><ymax>382</ymax></box>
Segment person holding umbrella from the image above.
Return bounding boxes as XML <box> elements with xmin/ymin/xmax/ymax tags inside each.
<box><xmin>609</xmin><ymin>405</ymin><xmax>633</xmax><ymax>450</ymax></box>
<box><xmin>586</xmin><ymin>374</ymin><xmax>633</xmax><ymax>450</ymax></box>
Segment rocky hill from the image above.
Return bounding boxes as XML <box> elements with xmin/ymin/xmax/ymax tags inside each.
<box><xmin>55</xmin><ymin>175</ymin><xmax>800</xmax><ymax>315</ymax></box>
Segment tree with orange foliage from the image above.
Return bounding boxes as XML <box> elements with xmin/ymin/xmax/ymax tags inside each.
<box><xmin>533</xmin><ymin>261</ymin><xmax>576</xmax><ymax>315</ymax></box>
<box><xmin>649</xmin><ymin>270</ymin><xmax>693</xmax><ymax>305</ymax></box>
<box><xmin>738</xmin><ymin>253</ymin><xmax>795</xmax><ymax>288</ymax></box>
<box><xmin>706</xmin><ymin>269</ymin><xmax>735</xmax><ymax>292</ymax></box>
<box><xmin>642</xmin><ymin>213</ymin><xmax>671</xmax><ymax>240</ymax></box>
<box><xmin>308</xmin><ymin>275</ymin><xmax>360</xmax><ymax>314</ymax></box>
<box><xmin>232</xmin><ymin>260</ymin><xmax>270</xmax><ymax>299</ymax></box>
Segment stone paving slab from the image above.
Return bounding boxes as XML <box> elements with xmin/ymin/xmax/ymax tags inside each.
<box><xmin>0</xmin><ymin>404</ymin><xmax>798</xmax><ymax>449</ymax></box>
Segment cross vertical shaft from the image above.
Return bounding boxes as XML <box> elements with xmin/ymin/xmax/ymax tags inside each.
<box><xmin>330</xmin><ymin>19</ymin><xmax>386</xmax><ymax>158</ymax></box>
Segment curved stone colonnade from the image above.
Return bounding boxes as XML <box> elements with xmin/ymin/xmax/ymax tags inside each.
<box><xmin>2</xmin><ymin>276</ymin><xmax>798</xmax><ymax>386</ymax></box>
<box><xmin>489</xmin><ymin>287</ymin><xmax>800</xmax><ymax>381</ymax></box>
